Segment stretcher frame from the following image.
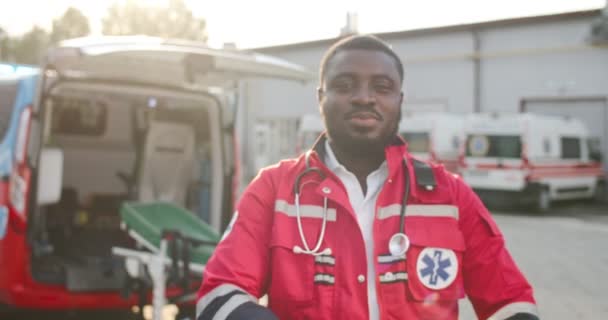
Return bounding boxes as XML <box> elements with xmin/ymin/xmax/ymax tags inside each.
<box><xmin>111</xmin><ymin>202</ymin><xmax>219</xmax><ymax>320</ymax></box>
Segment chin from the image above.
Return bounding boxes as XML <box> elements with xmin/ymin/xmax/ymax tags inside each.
<box><xmin>328</xmin><ymin>128</ymin><xmax>395</xmax><ymax>152</ymax></box>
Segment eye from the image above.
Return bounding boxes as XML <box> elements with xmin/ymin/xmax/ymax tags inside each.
<box><xmin>373</xmin><ymin>81</ymin><xmax>394</xmax><ymax>94</ymax></box>
<box><xmin>329</xmin><ymin>78</ymin><xmax>354</xmax><ymax>93</ymax></box>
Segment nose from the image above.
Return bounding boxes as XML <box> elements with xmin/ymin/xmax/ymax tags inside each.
<box><xmin>350</xmin><ymin>85</ymin><xmax>376</xmax><ymax>107</ymax></box>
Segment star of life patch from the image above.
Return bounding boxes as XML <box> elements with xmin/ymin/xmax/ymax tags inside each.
<box><xmin>416</xmin><ymin>247</ymin><xmax>458</xmax><ymax>290</ymax></box>
<box><xmin>469</xmin><ymin>135</ymin><xmax>490</xmax><ymax>157</ymax></box>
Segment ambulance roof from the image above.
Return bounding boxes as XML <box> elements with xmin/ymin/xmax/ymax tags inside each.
<box><xmin>464</xmin><ymin>112</ymin><xmax>588</xmax><ymax>136</ymax></box>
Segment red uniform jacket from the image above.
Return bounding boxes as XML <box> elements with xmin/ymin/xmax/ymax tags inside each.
<box><xmin>197</xmin><ymin>137</ymin><xmax>537</xmax><ymax>320</ymax></box>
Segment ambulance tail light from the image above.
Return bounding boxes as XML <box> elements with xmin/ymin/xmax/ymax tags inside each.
<box><xmin>9</xmin><ymin>106</ymin><xmax>33</xmax><ymax>223</ymax></box>
<box><xmin>521</xmin><ymin>142</ymin><xmax>530</xmax><ymax>169</ymax></box>
<box><xmin>429</xmin><ymin>128</ymin><xmax>437</xmax><ymax>162</ymax></box>
<box><xmin>430</xmin><ymin>150</ymin><xmax>438</xmax><ymax>163</ymax></box>
<box><xmin>457</xmin><ymin>134</ymin><xmax>468</xmax><ymax>169</ymax></box>
<box><xmin>457</xmin><ymin>143</ymin><xmax>468</xmax><ymax>169</ymax></box>
<box><xmin>458</xmin><ymin>154</ymin><xmax>468</xmax><ymax>169</ymax></box>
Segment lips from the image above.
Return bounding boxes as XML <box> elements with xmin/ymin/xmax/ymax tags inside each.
<box><xmin>346</xmin><ymin>111</ymin><xmax>381</xmax><ymax>120</ymax></box>
<box><xmin>346</xmin><ymin>111</ymin><xmax>382</xmax><ymax>128</ymax></box>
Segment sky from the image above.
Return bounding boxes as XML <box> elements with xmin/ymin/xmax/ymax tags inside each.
<box><xmin>0</xmin><ymin>0</ymin><xmax>605</xmax><ymax>48</ymax></box>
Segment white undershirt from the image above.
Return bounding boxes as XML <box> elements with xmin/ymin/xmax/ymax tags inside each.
<box><xmin>324</xmin><ymin>141</ymin><xmax>388</xmax><ymax>320</ymax></box>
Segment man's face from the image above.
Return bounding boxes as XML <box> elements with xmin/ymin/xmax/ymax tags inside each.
<box><xmin>318</xmin><ymin>49</ymin><xmax>403</xmax><ymax>154</ymax></box>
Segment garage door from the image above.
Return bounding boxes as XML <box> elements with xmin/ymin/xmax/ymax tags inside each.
<box><xmin>523</xmin><ymin>99</ymin><xmax>608</xmax><ymax>173</ymax></box>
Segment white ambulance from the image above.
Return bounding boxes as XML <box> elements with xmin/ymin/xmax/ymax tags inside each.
<box><xmin>460</xmin><ymin>112</ymin><xmax>605</xmax><ymax>211</ymax></box>
<box><xmin>399</xmin><ymin>112</ymin><xmax>465</xmax><ymax>173</ymax></box>
<box><xmin>296</xmin><ymin>113</ymin><xmax>324</xmax><ymax>154</ymax></box>
<box><xmin>296</xmin><ymin>112</ymin><xmax>465</xmax><ymax>174</ymax></box>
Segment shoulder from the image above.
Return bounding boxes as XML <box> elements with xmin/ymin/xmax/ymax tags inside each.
<box><xmin>409</xmin><ymin>156</ymin><xmax>464</xmax><ymax>196</ymax></box>
<box><xmin>249</xmin><ymin>156</ymin><xmax>306</xmax><ymax>190</ymax></box>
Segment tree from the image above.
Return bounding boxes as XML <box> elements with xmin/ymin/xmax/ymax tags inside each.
<box><xmin>12</xmin><ymin>26</ymin><xmax>49</xmax><ymax>65</ymax></box>
<box><xmin>50</xmin><ymin>7</ymin><xmax>91</xmax><ymax>44</ymax></box>
<box><xmin>102</xmin><ymin>0</ymin><xmax>207</xmax><ymax>42</ymax></box>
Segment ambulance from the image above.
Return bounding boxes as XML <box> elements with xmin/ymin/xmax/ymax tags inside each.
<box><xmin>296</xmin><ymin>113</ymin><xmax>324</xmax><ymax>154</ymax></box>
<box><xmin>399</xmin><ymin>112</ymin><xmax>464</xmax><ymax>173</ymax></box>
<box><xmin>0</xmin><ymin>36</ymin><xmax>311</xmax><ymax>317</ymax></box>
<box><xmin>459</xmin><ymin>112</ymin><xmax>605</xmax><ymax>211</ymax></box>
<box><xmin>296</xmin><ymin>112</ymin><xmax>465</xmax><ymax>174</ymax></box>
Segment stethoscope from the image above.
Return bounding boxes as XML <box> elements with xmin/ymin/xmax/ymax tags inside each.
<box><xmin>292</xmin><ymin>151</ymin><xmax>411</xmax><ymax>257</ymax></box>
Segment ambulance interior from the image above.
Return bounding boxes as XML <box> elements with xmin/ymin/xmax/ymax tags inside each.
<box><xmin>31</xmin><ymin>83</ymin><xmax>225</xmax><ymax>291</ymax></box>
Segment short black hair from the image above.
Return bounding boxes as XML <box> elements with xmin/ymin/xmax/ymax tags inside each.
<box><xmin>319</xmin><ymin>34</ymin><xmax>404</xmax><ymax>85</ymax></box>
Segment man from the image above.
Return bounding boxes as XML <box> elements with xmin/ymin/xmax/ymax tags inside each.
<box><xmin>196</xmin><ymin>35</ymin><xmax>538</xmax><ymax>320</ymax></box>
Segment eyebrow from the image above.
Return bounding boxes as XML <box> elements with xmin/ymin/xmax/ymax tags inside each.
<box><xmin>329</xmin><ymin>72</ymin><xmax>397</xmax><ymax>83</ymax></box>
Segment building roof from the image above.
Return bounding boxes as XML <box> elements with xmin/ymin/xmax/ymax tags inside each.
<box><xmin>253</xmin><ymin>9</ymin><xmax>602</xmax><ymax>53</ymax></box>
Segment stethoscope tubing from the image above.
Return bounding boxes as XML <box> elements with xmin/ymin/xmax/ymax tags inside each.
<box><xmin>292</xmin><ymin>152</ymin><xmax>410</xmax><ymax>257</ymax></box>
<box><xmin>399</xmin><ymin>159</ymin><xmax>410</xmax><ymax>235</ymax></box>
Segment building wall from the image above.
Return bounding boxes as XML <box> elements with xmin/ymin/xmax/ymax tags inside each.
<box><xmin>479</xmin><ymin>17</ymin><xmax>608</xmax><ymax>111</ymax></box>
<box><xmin>240</xmin><ymin>11</ymin><xmax>608</xmax><ymax>179</ymax></box>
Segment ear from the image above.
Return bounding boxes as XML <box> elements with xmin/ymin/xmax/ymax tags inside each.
<box><xmin>317</xmin><ymin>86</ymin><xmax>324</xmax><ymax>104</ymax></box>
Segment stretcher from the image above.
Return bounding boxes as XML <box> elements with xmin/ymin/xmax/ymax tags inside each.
<box><xmin>112</xmin><ymin>202</ymin><xmax>220</xmax><ymax>320</ymax></box>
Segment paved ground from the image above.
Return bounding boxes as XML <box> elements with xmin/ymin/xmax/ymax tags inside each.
<box><xmin>4</xmin><ymin>202</ymin><xmax>606</xmax><ymax>319</ymax></box>
<box><xmin>459</xmin><ymin>202</ymin><xmax>608</xmax><ymax>319</ymax></box>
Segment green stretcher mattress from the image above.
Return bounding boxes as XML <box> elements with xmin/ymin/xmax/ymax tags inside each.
<box><xmin>120</xmin><ymin>201</ymin><xmax>220</xmax><ymax>265</ymax></box>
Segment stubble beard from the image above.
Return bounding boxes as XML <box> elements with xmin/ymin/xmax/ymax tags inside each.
<box><xmin>326</xmin><ymin>120</ymin><xmax>399</xmax><ymax>158</ymax></box>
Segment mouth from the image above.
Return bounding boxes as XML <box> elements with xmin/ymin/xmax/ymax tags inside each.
<box><xmin>346</xmin><ymin>111</ymin><xmax>382</xmax><ymax>128</ymax></box>
<box><xmin>346</xmin><ymin>111</ymin><xmax>381</xmax><ymax>121</ymax></box>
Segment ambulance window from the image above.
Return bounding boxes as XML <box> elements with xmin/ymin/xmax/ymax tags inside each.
<box><xmin>561</xmin><ymin>137</ymin><xmax>581</xmax><ymax>159</ymax></box>
<box><xmin>0</xmin><ymin>80</ymin><xmax>19</xmax><ymax>140</ymax></box>
<box><xmin>466</xmin><ymin>135</ymin><xmax>521</xmax><ymax>158</ymax></box>
<box><xmin>588</xmin><ymin>137</ymin><xmax>602</xmax><ymax>162</ymax></box>
<box><xmin>51</xmin><ymin>96</ymin><xmax>107</xmax><ymax>136</ymax></box>
<box><xmin>401</xmin><ymin>132</ymin><xmax>430</xmax><ymax>153</ymax></box>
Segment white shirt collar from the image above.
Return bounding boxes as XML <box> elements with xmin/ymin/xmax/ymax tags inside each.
<box><xmin>324</xmin><ymin>139</ymin><xmax>387</xmax><ymax>175</ymax></box>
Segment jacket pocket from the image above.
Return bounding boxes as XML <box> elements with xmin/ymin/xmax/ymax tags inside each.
<box><xmin>268</xmin><ymin>224</ymin><xmax>315</xmax><ymax>304</ymax></box>
<box><xmin>405</xmin><ymin>217</ymin><xmax>466</xmax><ymax>302</ymax></box>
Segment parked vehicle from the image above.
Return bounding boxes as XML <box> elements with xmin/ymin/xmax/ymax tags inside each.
<box><xmin>296</xmin><ymin>113</ymin><xmax>324</xmax><ymax>154</ymax></box>
<box><xmin>0</xmin><ymin>36</ymin><xmax>311</xmax><ymax>317</ymax></box>
<box><xmin>399</xmin><ymin>112</ymin><xmax>464</xmax><ymax>173</ymax></box>
<box><xmin>459</xmin><ymin>112</ymin><xmax>605</xmax><ymax>211</ymax></box>
<box><xmin>296</xmin><ymin>112</ymin><xmax>464</xmax><ymax>174</ymax></box>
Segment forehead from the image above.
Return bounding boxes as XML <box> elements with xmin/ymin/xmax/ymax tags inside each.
<box><xmin>324</xmin><ymin>49</ymin><xmax>401</xmax><ymax>82</ymax></box>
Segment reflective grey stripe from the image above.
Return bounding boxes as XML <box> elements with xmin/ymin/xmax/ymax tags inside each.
<box><xmin>314</xmin><ymin>274</ymin><xmax>335</xmax><ymax>284</ymax></box>
<box><xmin>212</xmin><ymin>294</ymin><xmax>253</xmax><ymax>320</ymax></box>
<box><xmin>196</xmin><ymin>283</ymin><xmax>254</xmax><ymax>318</ymax></box>
<box><xmin>488</xmin><ymin>302</ymin><xmax>539</xmax><ymax>320</ymax></box>
<box><xmin>377</xmin><ymin>204</ymin><xmax>459</xmax><ymax>220</ymax></box>
<box><xmin>314</xmin><ymin>255</ymin><xmax>336</xmax><ymax>265</ymax></box>
<box><xmin>379</xmin><ymin>272</ymin><xmax>408</xmax><ymax>283</ymax></box>
<box><xmin>377</xmin><ymin>254</ymin><xmax>406</xmax><ymax>264</ymax></box>
<box><xmin>275</xmin><ymin>200</ymin><xmax>337</xmax><ymax>221</ymax></box>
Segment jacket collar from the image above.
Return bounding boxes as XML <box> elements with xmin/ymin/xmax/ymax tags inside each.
<box><xmin>308</xmin><ymin>134</ymin><xmax>417</xmax><ymax>196</ymax></box>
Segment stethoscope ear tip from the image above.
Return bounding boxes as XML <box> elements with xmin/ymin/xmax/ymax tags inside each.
<box><xmin>293</xmin><ymin>245</ymin><xmax>332</xmax><ymax>256</ymax></box>
<box><xmin>320</xmin><ymin>248</ymin><xmax>332</xmax><ymax>256</ymax></box>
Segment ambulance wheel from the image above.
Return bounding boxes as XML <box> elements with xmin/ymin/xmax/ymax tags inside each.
<box><xmin>593</xmin><ymin>181</ymin><xmax>607</xmax><ymax>203</ymax></box>
<box><xmin>535</xmin><ymin>187</ymin><xmax>551</xmax><ymax>213</ymax></box>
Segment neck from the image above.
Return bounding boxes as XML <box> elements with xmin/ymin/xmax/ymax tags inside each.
<box><xmin>329</xmin><ymin>140</ymin><xmax>386</xmax><ymax>193</ymax></box>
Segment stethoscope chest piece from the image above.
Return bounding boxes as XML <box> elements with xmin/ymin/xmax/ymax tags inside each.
<box><xmin>389</xmin><ymin>232</ymin><xmax>410</xmax><ymax>256</ymax></box>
